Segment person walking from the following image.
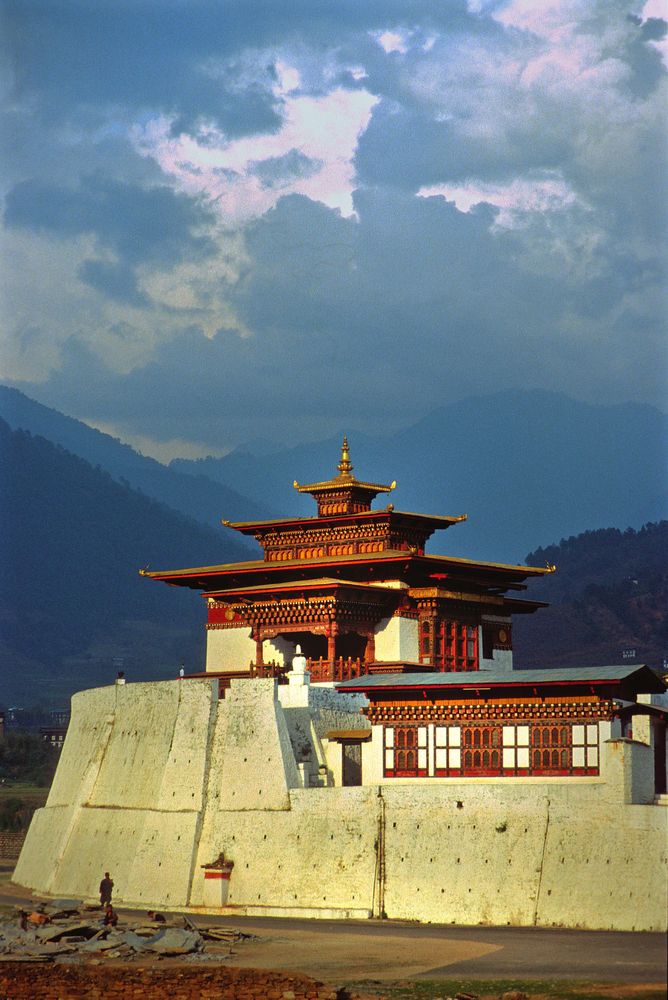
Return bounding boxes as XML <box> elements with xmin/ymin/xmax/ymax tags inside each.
<box><xmin>99</xmin><ymin>871</ymin><xmax>114</xmax><ymax>908</ymax></box>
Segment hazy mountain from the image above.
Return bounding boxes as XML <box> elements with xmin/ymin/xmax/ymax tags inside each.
<box><xmin>514</xmin><ymin>522</ymin><xmax>668</xmax><ymax>670</ymax></box>
<box><xmin>0</xmin><ymin>420</ymin><xmax>250</xmax><ymax>706</ymax></box>
<box><xmin>0</xmin><ymin>385</ymin><xmax>270</xmax><ymax>529</ymax></box>
<box><xmin>172</xmin><ymin>390</ymin><xmax>667</xmax><ymax>563</ymax></box>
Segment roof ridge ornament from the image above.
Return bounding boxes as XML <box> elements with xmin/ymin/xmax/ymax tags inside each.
<box><xmin>337</xmin><ymin>435</ymin><xmax>354</xmax><ymax>478</ymax></box>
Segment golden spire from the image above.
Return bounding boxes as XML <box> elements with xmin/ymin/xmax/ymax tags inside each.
<box><xmin>337</xmin><ymin>435</ymin><xmax>353</xmax><ymax>477</ymax></box>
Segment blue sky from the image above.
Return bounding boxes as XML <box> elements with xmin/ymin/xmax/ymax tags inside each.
<box><xmin>1</xmin><ymin>0</ymin><xmax>666</xmax><ymax>459</ymax></box>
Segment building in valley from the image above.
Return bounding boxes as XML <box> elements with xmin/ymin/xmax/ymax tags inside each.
<box><xmin>141</xmin><ymin>438</ymin><xmax>554</xmax><ymax>683</ymax></box>
<box><xmin>13</xmin><ymin>441</ymin><xmax>668</xmax><ymax>931</ymax></box>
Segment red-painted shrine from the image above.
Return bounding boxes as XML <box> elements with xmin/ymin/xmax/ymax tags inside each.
<box><xmin>142</xmin><ymin>438</ymin><xmax>555</xmax><ymax>683</ymax></box>
<box><xmin>143</xmin><ymin>439</ymin><xmax>667</xmax><ymax>786</ymax></box>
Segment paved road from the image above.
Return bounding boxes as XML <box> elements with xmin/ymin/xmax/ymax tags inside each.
<box><xmin>1</xmin><ymin>883</ymin><xmax>664</xmax><ymax>985</ymax></box>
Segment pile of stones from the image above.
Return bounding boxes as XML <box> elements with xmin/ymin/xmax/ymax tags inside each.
<box><xmin>0</xmin><ymin>900</ymin><xmax>253</xmax><ymax>964</ymax></box>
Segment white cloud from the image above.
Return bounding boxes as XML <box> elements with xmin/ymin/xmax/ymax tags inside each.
<box><xmin>132</xmin><ymin>79</ymin><xmax>378</xmax><ymax>223</ymax></box>
<box><xmin>417</xmin><ymin>173</ymin><xmax>584</xmax><ymax>227</ymax></box>
<box><xmin>373</xmin><ymin>30</ymin><xmax>410</xmax><ymax>55</ymax></box>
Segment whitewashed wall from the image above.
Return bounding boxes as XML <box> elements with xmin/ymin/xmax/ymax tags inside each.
<box><xmin>15</xmin><ymin>678</ymin><xmax>667</xmax><ymax>931</ymax></box>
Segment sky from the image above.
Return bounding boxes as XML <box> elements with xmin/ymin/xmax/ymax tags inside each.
<box><xmin>1</xmin><ymin>0</ymin><xmax>666</xmax><ymax>460</ymax></box>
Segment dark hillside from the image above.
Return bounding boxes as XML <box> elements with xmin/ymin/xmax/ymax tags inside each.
<box><xmin>0</xmin><ymin>420</ymin><xmax>250</xmax><ymax>705</ymax></box>
<box><xmin>514</xmin><ymin>522</ymin><xmax>668</xmax><ymax>669</ymax></box>
<box><xmin>172</xmin><ymin>390</ymin><xmax>667</xmax><ymax>563</ymax></box>
<box><xmin>0</xmin><ymin>385</ymin><xmax>271</xmax><ymax>528</ymax></box>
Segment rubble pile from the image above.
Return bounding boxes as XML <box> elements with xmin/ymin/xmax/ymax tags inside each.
<box><xmin>0</xmin><ymin>900</ymin><xmax>254</xmax><ymax>965</ymax></box>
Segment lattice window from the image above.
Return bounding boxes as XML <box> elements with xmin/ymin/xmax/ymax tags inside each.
<box><xmin>572</xmin><ymin>723</ymin><xmax>599</xmax><ymax>773</ymax></box>
<box><xmin>384</xmin><ymin>725</ymin><xmax>428</xmax><ymax>777</ymax></box>
<box><xmin>434</xmin><ymin>726</ymin><xmax>462</xmax><ymax>775</ymax></box>
<box><xmin>502</xmin><ymin>725</ymin><xmax>530</xmax><ymax>772</ymax></box>
<box><xmin>437</xmin><ymin>621</ymin><xmax>479</xmax><ymax>672</ymax></box>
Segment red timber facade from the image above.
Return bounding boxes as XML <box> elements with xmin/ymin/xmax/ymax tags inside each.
<box><xmin>336</xmin><ymin>665</ymin><xmax>666</xmax><ymax>781</ymax></box>
<box><xmin>141</xmin><ymin>438</ymin><xmax>555</xmax><ymax>683</ymax></box>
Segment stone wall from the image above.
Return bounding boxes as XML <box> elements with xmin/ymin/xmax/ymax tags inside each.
<box><xmin>0</xmin><ymin>830</ymin><xmax>26</xmax><ymax>858</ymax></box>
<box><xmin>0</xmin><ymin>964</ymin><xmax>336</xmax><ymax>1000</ymax></box>
<box><xmin>14</xmin><ymin>678</ymin><xmax>668</xmax><ymax>932</ymax></box>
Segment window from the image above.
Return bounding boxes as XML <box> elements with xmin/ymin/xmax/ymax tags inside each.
<box><xmin>434</xmin><ymin>726</ymin><xmax>461</xmax><ymax>775</ymax></box>
<box><xmin>436</xmin><ymin>621</ymin><xmax>479</xmax><ymax>671</ymax></box>
<box><xmin>502</xmin><ymin>725</ymin><xmax>530</xmax><ymax>771</ymax></box>
<box><xmin>384</xmin><ymin>725</ymin><xmax>428</xmax><ymax>777</ymax></box>
<box><xmin>572</xmin><ymin>723</ymin><xmax>598</xmax><ymax>771</ymax></box>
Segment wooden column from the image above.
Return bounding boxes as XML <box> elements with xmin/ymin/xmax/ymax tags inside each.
<box><xmin>365</xmin><ymin>633</ymin><xmax>376</xmax><ymax>664</ymax></box>
<box><xmin>255</xmin><ymin>633</ymin><xmax>264</xmax><ymax>666</ymax></box>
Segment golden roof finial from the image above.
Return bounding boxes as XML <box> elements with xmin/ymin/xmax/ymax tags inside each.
<box><xmin>337</xmin><ymin>435</ymin><xmax>353</xmax><ymax>477</ymax></box>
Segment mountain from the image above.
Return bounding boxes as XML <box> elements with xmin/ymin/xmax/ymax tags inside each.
<box><xmin>0</xmin><ymin>385</ymin><xmax>271</xmax><ymax>529</ymax></box>
<box><xmin>172</xmin><ymin>390</ymin><xmax>667</xmax><ymax>562</ymax></box>
<box><xmin>0</xmin><ymin>420</ymin><xmax>251</xmax><ymax>706</ymax></box>
<box><xmin>513</xmin><ymin>522</ymin><xmax>668</xmax><ymax>670</ymax></box>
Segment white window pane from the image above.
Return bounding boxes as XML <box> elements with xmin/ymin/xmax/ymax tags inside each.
<box><xmin>502</xmin><ymin>748</ymin><xmax>515</xmax><ymax>768</ymax></box>
<box><xmin>572</xmin><ymin>725</ymin><xmax>584</xmax><ymax>745</ymax></box>
<box><xmin>418</xmin><ymin>726</ymin><xmax>428</xmax><ymax>746</ymax></box>
<box><xmin>384</xmin><ymin>749</ymin><xmax>394</xmax><ymax>769</ymax></box>
<box><xmin>502</xmin><ymin>726</ymin><xmax>515</xmax><ymax>746</ymax></box>
<box><xmin>435</xmin><ymin>726</ymin><xmax>448</xmax><ymax>744</ymax></box>
<box><xmin>517</xmin><ymin>747</ymin><xmax>530</xmax><ymax>768</ymax></box>
<box><xmin>385</xmin><ymin>728</ymin><xmax>394</xmax><ymax>748</ymax></box>
<box><xmin>449</xmin><ymin>748</ymin><xmax>461</xmax><ymax>769</ymax></box>
<box><xmin>573</xmin><ymin>746</ymin><xmax>585</xmax><ymax>767</ymax></box>
<box><xmin>449</xmin><ymin>727</ymin><xmax>461</xmax><ymax>747</ymax></box>
<box><xmin>435</xmin><ymin>748</ymin><xmax>448</xmax><ymax>769</ymax></box>
<box><xmin>586</xmin><ymin>724</ymin><xmax>598</xmax><ymax>744</ymax></box>
<box><xmin>418</xmin><ymin>748</ymin><xmax>427</xmax><ymax>769</ymax></box>
<box><xmin>517</xmin><ymin>726</ymin><xmax>529</xmax><ymax>746</ymax></box>
<box><xmin>587</xmin><ymin>746</ymin><xmax>598</xmax><ymax>767</ymax></box>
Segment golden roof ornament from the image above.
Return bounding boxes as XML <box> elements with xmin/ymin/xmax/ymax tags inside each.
<box><xmin>337</xmin><ymin>436</ymin><xmax>353</xmax><ymax>478</ymax></box>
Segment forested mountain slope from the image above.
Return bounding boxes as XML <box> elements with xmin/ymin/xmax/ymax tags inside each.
<box><xmin>514</xmin><ymin>522</ymin><xmax>668</xmax><ymax>670</ymax></box>
<box><xmin>0</xmin><ymin>385</ymin><xmax>270</xmax><ymax>528</ymax></box>
<box><xmin>0</xmin><ymin>420</ymin><xmax>250</xmax><ymax>705</ymax></box>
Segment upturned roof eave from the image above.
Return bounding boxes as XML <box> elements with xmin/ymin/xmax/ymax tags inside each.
<box><xmin>140</xmin><ymin>548</ymin><xmax>554</xmax><ymax>586</ymax></box>
<box><xmin>223</xmin><ymin>510</ymin><xmax>467</xmax><ymax>534</ymax></box>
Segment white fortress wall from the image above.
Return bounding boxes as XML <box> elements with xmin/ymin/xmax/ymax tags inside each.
<box><xmin>374</xmin><ymin>615</ymin><xmax>418</xmax><ymax>661</ymax></box>
<box><xmin>205</xmin><ymin>625</ymin><xmax>255</xmax><ymax>673</ymax></box>
<box><xmin>15</xmin><ymin>678</ymin><xmax>668</xmax><ymax>930</ymax></box>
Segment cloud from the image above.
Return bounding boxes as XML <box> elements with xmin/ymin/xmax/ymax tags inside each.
<box><xmin>1</xmin><ymin>0</ymin><xmax>666</xmax><ymax>452</ymax></box>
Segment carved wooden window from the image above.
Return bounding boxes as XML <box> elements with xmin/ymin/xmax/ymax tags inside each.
<box><xmin>434</xmin><ymin>725</ymin><xmax>461</xmax><ymax>776</ymax></box>
<box><xmin>437</xmin><ymin>621</ymin><xmax>479</xmax><ymax>672</ymax></box>
<box><xmin>384</xmin><ymin>725</ymin><xmax>428</xmax><ymax>777</ymax></box>
<box><xmin>420</xmin><ymin>621</ymin><xmax>431</xmax><ymax>660</ymax></box>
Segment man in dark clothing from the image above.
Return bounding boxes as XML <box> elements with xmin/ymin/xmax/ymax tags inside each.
<box><xmin>99</xmin><ymin>872</ymin><xmax>114</xmax><ymax>907</ymax></box>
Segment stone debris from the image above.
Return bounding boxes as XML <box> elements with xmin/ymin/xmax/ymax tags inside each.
<box><xmin>0</xmin><ymin>902</ymin><xmax>256</xmax><ymax>965</ymax></box>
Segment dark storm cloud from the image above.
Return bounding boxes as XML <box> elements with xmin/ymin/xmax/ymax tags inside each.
<box><xmin>4</xmin><ymin>176</ymin><xmax>215</xmax><ymax>266</ymax></box>
<box><xmin>2</xmin><ymin>0</ymin><xmax>666</xmax><ymax>451</ymax></box>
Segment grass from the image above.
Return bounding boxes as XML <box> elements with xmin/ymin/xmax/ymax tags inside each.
<box><xmin>0</xmin><ymin>784</ymin><xmax>49</xmax><ymax>806</ymax></box>
<box><xmin>343</xmin><ymin>980</ymin><xmax>666</xmax><ymax>1000</ymax></box>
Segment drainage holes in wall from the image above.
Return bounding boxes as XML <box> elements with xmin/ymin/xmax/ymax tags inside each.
<box><xmin>245</xmin><ymin>863</ymin><xmax>249</xmax><ymax>869</ymax></box>
<box><xmin>456</xmin><ymin>858</ymin><xmax>460</xmax><ymax>864</ymax></box>
<box><xmin>441</xmin><ymin>888</ymin><xmax>445</xmax><ymax>894</ymax></box>
<box><xmin>456</xmin><ymin>801</ymin><xmax>463</xmax><ymax>809</ymax></box>
<box><xmin>263</xmin><ymin>834</ymin><xmax>267</xmax><ymax>840</ymax></box>
<box><xmin>393</xmin><ymin>822</ymin><xmax>396</xmax><ymax>828</ymax></box>
<box><xmin>243</xmin><ymin>757</ymin><xmax>247</xmax><ymax>762</ymax></box>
